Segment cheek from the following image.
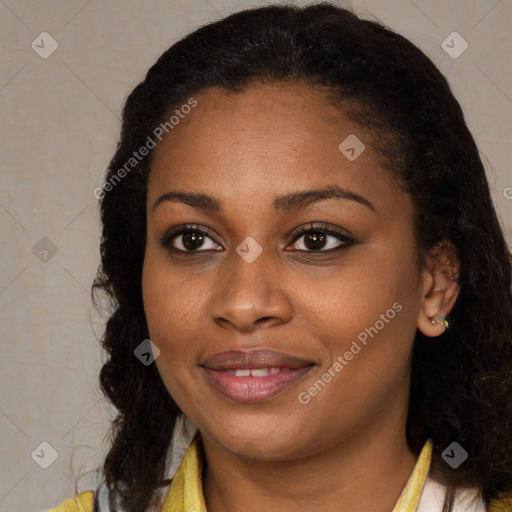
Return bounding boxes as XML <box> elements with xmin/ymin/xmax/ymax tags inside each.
<box><xmin>295</xmin><ymin>291</ymin><xmax>416</xmax><ymax>447</ymax></box>
<box><xmin>142</xmin><ymin>249</ymin><xmax>213</xmax><ymax>371</ymax></box>
<box><xmin>143</xmin><ymin>243</ymin><xmax>196</xmax><ymax>322</ymax></box>
<box><xmin>142</xmin><ymin>251</ymin><xmax>181</xmax><ymax>352</ymax></box>
<box><xmin>296</xmin><ymin>251</ymin><xmax>422</xmax><ymax>428</ymax></box>
<box><xmin>142</xmin><ymin>258</ymin><xmax>201</xmax><ymax>407</ymax></box>
<box><xmin>298</xmin><ymin>246</ymin><xmax>420</xmax><ymax>344</ymax></box>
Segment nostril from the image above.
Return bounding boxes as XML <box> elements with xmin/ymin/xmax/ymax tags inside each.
<box><xmin>257</xmin><ymin>317</ymin><xmax>273</xmax><ymax>324</ymax></box>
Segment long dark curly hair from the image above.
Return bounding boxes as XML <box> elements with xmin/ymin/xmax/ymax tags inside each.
<box><xmin>91</xmin><ymin>3</ymin><xmax>512</xmax><ymax>511</ymax></box>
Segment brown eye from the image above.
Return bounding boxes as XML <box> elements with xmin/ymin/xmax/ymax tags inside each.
<box><xmin>288</xmin><ymin>224</ymin><xmax>354</xmax><ymax>253</ymax></box>
<box><xmin>171</xmin><ymin>230</ymin><xmax>220</xmax><ymax>252</ymax></box>
<box><xmin>302</xmin><ymin>232</ymin><xmax>327</xmax><ymax>251</ymax></box>
<box><xmin>159</xmin><ymin>225</ymin><xmax>222</xmax><ymax>253</ymax></box>
<box><xmin>181</xmin><ymin>231</ymin><xmax>206</xmax><ymax>251</ymax></box>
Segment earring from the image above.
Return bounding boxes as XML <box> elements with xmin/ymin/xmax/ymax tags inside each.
<box><xmin>431</xmin><ymin>316</ymin><xmax>449</xmax><ymax>329</ymax></box>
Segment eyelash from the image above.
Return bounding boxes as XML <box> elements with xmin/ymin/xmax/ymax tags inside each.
<box><xmin>158</xmin><ymin>222</ymin><xmax>356</xmax><ymax>256</ymax></box>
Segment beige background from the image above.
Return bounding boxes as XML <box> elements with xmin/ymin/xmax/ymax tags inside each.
<box><xmin>0</xmin><ymin>0</ymin><xmax>511</xmax><ymax>510</ymax></box>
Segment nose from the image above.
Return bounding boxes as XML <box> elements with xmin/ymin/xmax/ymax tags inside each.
<box><xmin>210</xmin><ymin>246</ymin><xmax>293</xmax><ymax>333</ymax></box>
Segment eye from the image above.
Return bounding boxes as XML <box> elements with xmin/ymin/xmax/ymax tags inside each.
<box><xmin>287</xmin><ymin>222</ymin><xmax>355</xmax><ymax>253</ymax></box>
<box><xmin>159</xmin><ymin>224</ymin><xmax>222</xmax><ymax>253</ymax></box>
<box><xmin>159</xmin><ymin>222</ymin><xmax>355</xmax><ymax>255</ymax></box>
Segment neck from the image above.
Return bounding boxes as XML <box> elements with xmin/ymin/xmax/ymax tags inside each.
<box><xmin>202</xmin><ymin>420</ymin><xmax>419</xmax><ymax>512</ymax></box>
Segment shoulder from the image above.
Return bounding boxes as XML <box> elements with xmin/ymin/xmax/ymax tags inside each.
<box><xmin>45</xmin><ymin>490</ymin><xmax>94</xmax><ymax>512</ymax></box>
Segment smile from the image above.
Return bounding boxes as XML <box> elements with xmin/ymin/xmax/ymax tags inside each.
<box><xmin>226</xmin><ymin>368</ymin><xmax>282</xmax><ymax>377</ymax></box>
<box><xmin>202</xmin><ymin>366</ymin><xmax>314</xmax><ymax>403</ymax></box>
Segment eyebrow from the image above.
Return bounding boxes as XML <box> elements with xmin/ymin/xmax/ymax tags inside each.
<box><xmin>152</xmin><ymin>184</ymin><xmax>376</xmax><ymax>214</ymax></box>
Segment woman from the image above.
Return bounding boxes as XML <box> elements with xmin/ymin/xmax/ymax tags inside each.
<box><xmin>49</xmin><ymin>3</ymin><xmax>512</xmax><ymax>511</ymax></box>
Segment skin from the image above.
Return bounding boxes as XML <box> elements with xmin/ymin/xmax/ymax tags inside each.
<box><xmin>142</xmin><ymin>82</ymin><xmax>460</xmax><ymax>512</ymax></box>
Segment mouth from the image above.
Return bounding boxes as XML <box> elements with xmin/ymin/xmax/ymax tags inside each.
<box><xmin>200</xmin><ymin>349</ymin><xmax>315</xmax><ymax>403</ymax></box>
<box><xmin>225</xmin><ymin>367</ymin><xmax>287</xmax><ymax>376</ymax></box>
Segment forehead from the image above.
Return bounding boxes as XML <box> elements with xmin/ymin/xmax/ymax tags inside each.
<box><xmin>147</xmin><ymin>82</ymin><xmax>408</xmax><ymax>217</ymax></box>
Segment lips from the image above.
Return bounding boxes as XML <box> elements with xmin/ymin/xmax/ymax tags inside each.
<box><xmin>201</xmin><ymin>349</ymin><xmax>313</xmax><ymax>370</ymax></box>
<box><xmin>200</xmin><ymin>349</ymin><xmax>315</xmax><ymax>403</ymax></box>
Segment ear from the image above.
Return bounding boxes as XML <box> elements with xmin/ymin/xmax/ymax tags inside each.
<box><xmin>417</xmin><ymin>241</ymin><xmax>461</xmax><ymax>337</ymax></box>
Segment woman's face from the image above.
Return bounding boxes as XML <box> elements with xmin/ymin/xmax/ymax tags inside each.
<box><xmin>142</xmin><ymin>82</ymin><xmax>428</xmax><ymax>460</ymax></box>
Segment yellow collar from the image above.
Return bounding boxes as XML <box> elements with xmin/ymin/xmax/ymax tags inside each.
<box><xmin>161</xmin><ymin>437</ymin><xmax>433</xmax><ymax>512</ymax></box>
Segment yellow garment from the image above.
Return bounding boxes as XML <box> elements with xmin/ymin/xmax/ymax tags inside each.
<box><xmin>393</xmin><ymin>439</ymin><xmax>432</xmax><ymax>511</ymax></box>
<box><xmin>489</xmin><ymin>493</ymin><xmax>512</xmax><ymax>512</ymax></box>
<box><xmin>47</xmin><ymin>490</ymin><xmax>94</xmax><ymax>512</ymax></box>
<box><xmin>47</xmin><ymin>437</ymin><xmax>512</xmax><ymax>512</ymax></box>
